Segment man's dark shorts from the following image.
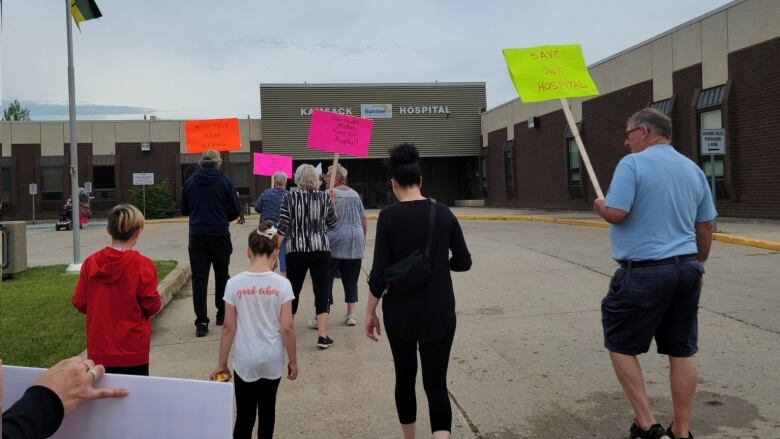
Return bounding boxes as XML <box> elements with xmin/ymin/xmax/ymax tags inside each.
<box><xmin>601</xmin><ymin>259</ymin><xmax>705</xmax><ymax>357</ymax></box>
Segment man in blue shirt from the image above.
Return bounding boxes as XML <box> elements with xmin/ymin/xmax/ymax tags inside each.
<box><xmin>595</xmin><ymin>108</ymin><xmax>716</xmax><ymax>439</ymax></box>
<box><xmin>254</xmin><ymin>171</ymin><xmax>288</xmax><ymax>275</ymax></box>
<box><xmin>181</xmin><ymin>149</ymin><xmax>241</xmax><ymax>337</ymax></box>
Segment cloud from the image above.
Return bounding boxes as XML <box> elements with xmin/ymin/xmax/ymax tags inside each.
<box><xmin>234</xmin><ymin>36</ymin><xmax>385</xmax><ymax>54</ymax></box>
<box><xmin>3</xmin><ymin>100</ymin><xmax>155</xmax><ymax>121</ymax></box>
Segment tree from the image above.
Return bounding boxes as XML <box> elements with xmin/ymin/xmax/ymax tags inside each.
<box><xmin>3</xmin><ymin>100</ymin><xmax>32</xmax><ymax>121</ymax></box>
<box><xmin>129</xmin><ymin>180</ymin><xmax>177</xmax><ymax>219</ymax></box>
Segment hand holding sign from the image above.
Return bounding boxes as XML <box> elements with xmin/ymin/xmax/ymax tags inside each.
<box><xmin>502</xmin><ymin>44</ymin><xmax>603</xmax><ymax>198</ymax></box>
<box><xmin>184</xmin><ymin>118</ymin><xmax>241</xmax><ymax>153</ymax></box>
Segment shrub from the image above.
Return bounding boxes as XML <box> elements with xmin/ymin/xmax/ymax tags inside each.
<box><xmin>129</xmin><ymin>180</ymin><xmax>177</xmax><ymax>219</ymax></box>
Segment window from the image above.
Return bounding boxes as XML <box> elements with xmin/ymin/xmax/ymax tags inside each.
<box><xmin>650</xmin><ymin>98</ymin><xmax>673</xmax><ymax>116</ymax></box>
<box><xmin>696</xmin><ymin>84</ymin><xmax>728</xmax><ymax>199</ymax></box>
<box><xmin>181</xmin><ymin>164</ymin><xmax>198</xmax><ymax>187</ymax></box>
<box><xmin>503</xmin><ymin>140</ymin><xmax>513</xmax><ymax>191</ymax></box>
<box><xmin>226</xmin><ymin>153</ymin><xmax>251</xmax><ymax>196</ymax></box>
<box><xmin>92</xmin><ymin>155</ymin><xmax>116</xmax><ymax>201</ymax></box>
<box><xmin>92</xmin><ymin>166</ymin><xmax>116</xmax><ymax>201</ymax></box>
<box><xmin>1</xmin><ymin>158</ymin><xmax>11</xmax><ymax>202</ymax></box>
<box><xmin>180</xmin><ymin>153</ymin><xmax>200</xmax><ymax>187</ymax></box>
<box><xmin>567</xmin><ymin>138</ymin><xmax>581</xmax><ymax>185</ymax></box>
<box><xmin>40</xmin><ymin>157</ymin><xmax>64</xmax><ymax>202</ymax></box>
<box><xmin>699</xmin><ymin>108</ymin><xmax>724</xmax><ymax>179</ymax></box>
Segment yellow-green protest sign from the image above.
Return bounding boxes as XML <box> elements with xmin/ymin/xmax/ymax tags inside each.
<box><xmin>502</xmin><ymin>44</ymin><xmax>599</xmax><ymax>103</ymax></box>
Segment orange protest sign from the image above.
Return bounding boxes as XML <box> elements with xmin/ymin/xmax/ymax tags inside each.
<box><xmin>184</xmin><ymin>118</ymin><xmax>241</xmax><ymax>153</ymax></box>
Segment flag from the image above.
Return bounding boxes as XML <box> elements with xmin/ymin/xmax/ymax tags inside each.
<box><xmin>70</xmin><ymin>0</ymin><xmax>102</xmax><ymax>29</ymax></box>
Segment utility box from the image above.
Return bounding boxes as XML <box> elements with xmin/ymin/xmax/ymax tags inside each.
<box><xmin>1</xmin><ymin>221</ymin><xmax>28</xmax><ymax>277</ymax></box>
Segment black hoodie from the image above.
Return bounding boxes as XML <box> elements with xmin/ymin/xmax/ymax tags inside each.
<box><xmin>181</xmin><ymin>167</ymin><xmax>240</xmax><ymax>236</ymax></box>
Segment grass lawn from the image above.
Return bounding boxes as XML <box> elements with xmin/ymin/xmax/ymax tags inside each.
<box><xmin>0</xmin><ymin>260</ymin><xmax>177</xmax><ymax>368</ymax></box>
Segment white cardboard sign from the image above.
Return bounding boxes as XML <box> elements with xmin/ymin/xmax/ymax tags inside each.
<box><xmin>2</xmin><ymin>366</ymin><xmax>233</xmax><ymax>439</ymax></box>
<box><xmin>700</xmin><ymin>129</ymin><xmax>726</xmax><ymax>155</ymax></box>
<box><xmin>132</xmin><ymin>173</ymin><xmax>155</xmax><ymax>186</ymax></box>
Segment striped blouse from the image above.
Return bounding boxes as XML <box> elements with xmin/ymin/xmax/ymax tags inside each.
<box><xmin>277</xmin><ymin>189</ymin><xmax>338</xmax><ymax>254</ymax></box>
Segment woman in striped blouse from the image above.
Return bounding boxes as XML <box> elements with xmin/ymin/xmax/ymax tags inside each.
<box><xmin>277</xmin><ymin>164</ymin><xmax>338</xmax><ymax>349</ymax></box>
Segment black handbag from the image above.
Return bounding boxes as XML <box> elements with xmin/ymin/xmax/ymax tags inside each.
<box><xmin>383</xmin><ymin>199</ymin><xmax>437</xmax><ymax>295</ymax></box>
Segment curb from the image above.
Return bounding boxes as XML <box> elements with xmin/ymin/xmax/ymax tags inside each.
<box><xmin>79</xmin><ymin>260</ymin><xmax>192</xmax><ymax>359</ymax></box>
<box><xmin>712</xmin><ymin>233</ymin><xmax>780</xmax><ymax>251</ymax></box>
<box><xmin>453</xmin><ymin>215</ymin><xmax>780</xmax><ymax>251</ymax></box>
<box><xmin>157</xmin><ymin>260</ymin><xmax>192</xmax><ymax>308</ymax></box>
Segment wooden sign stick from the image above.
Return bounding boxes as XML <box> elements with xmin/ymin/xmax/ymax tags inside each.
<box><xmin>560</xmin><ymin>98</ymin><xmax>604</xmax><ymax>199</ymax></box>
<box><xmin>329</xmin><ymin>153</ymin><xmax>340</xmax><ymax>190</ymax></box>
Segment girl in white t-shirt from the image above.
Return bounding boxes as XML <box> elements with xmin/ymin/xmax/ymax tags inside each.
<box><xmin>210</xmin><ymin>221</ymin><xmax>298</xmax><ymax>439</ymax></box>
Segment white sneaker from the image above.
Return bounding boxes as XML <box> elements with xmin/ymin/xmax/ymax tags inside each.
<box><xmin>305</xmin><ymin>319</ymin><xmax>318</xmax><ymax>329</ymax></box>
<box><xmin>344</xmin><ymin>315</ymin><xmax>357</xmax><ymax>326</ymax></box>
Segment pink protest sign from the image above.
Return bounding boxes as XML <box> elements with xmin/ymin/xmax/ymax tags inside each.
<box><xmin>253</xmin><ymin>153</ymin><xmax>293</xmax><ymax>177</ymax></box>
<box><xmin>306</xmin><ymin>110</ymin><xmax>373</xmax><ymax>157</ymax></box>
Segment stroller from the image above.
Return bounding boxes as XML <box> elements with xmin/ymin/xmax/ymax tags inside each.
<box><xmin>55</xmin><ymin>199</ymin><xmax>73</xmax><ymax>231</ymax></box>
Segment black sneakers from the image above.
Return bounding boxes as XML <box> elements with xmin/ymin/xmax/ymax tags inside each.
<box><xmin>666</xmin><ymin>424</ymin><xmax>693</xmax><ymax>439</ymax></box>
<box><xmin>630</xmin><ymin>422</ymin><xmax>671</xmax><ymax>439</ymax></box>
<box><xmin>196</xmin><ymin>323</ymin><xmax>209</xmax><ymax>337</ymax></box>
<box><xmin>317</xmin><ymin>336</ymin><xmax>334</xmax><ymax>349</ymax></box>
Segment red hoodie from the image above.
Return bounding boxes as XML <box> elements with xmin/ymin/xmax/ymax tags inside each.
<box><xmin>72</xmin><ymin>247</ymin><xmax>161</xmax><ymax>367</ymax></box>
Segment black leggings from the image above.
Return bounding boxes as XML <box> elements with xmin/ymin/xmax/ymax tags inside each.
<box><xmin>285</xmin><ymin>251</ymin><xmax>331</xmax><ymax>315</ymax></box>
<box><xmin>233</xmin><ymin>372</ymin><xmax>281</xmax><ymax>439</ymax></box>
<box><xmin>387</xmin><ymin>329</ymin><xmax>455</xmax><ymax>433</ymax></box>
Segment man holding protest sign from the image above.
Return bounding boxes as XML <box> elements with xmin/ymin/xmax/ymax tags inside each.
<box><xmin>181</xmin><ymin>149</ymin><xmax>241</xmax><ymax>337</ymax></box>
<box><xmin>594</xmin><ymin>108</ymin><xmax>716</xmax><ymax>439</ymax></box>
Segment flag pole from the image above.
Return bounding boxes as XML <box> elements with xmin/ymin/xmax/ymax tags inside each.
<box><xmin>65</xmin><ymin>0</ymin><xmax>82</xmax><ymax>272</ymax></box>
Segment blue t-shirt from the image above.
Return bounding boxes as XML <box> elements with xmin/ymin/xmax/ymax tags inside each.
<box><xmin>254</xmin><ymin>188</ymin><xmax>287</xmax><ymax>226</ymax></box>
<box><xmin>605</xmin><ymin>144</ymin><xmax>717</xmax><ymax>261</ymax></box>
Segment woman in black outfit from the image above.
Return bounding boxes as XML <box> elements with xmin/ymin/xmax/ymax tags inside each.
<box><xmin>366</xmin><ymin>143</ymin><xmax>471</xmax><ymax>439</ymax></box>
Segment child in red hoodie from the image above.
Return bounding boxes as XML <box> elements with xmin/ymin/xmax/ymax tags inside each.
<box><xmin>72</xmin><ymin>204</ymin><xmax>161</xmax><ymax>376</ymax></box>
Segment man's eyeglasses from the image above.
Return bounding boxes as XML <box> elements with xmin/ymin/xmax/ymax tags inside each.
<box><xmin>624</xmin><ymin>126</ymin><xmax>644</xmax><ymax>139</ymax></box>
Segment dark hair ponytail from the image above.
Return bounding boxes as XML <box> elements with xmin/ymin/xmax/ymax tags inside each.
<box><xmin>248</xmin><ymin>220</ymin><xmax>280</xmax><ymax>257</ymax></box>
<box><xmin>388</xmin><ymin>143</ymin><xmax>421</xmax><ymax>187</ymax></box>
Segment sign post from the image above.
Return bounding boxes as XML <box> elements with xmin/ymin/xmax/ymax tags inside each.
<box><xmin>29</xmin><ymin>183</ymin><xmax>38</xmax><ymax>225</ymax></box>
<box><xmin>700</xmin><ymin>128</ymin><xmax>725</xmax><ymax>231</ymax></box>
<box><xmin>502</xmin><ymin>44</ymin><xmax>602</xmax><ymax>198</ymax></box>
<box><xmin>132</xmin><ymin>173</ymin><xmax>155</xmax><ymax>217</ymax></box>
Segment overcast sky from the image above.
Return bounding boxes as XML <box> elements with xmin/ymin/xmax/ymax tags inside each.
<box><xmin>1</xmin><ymin>0</ymin><xmax>732</xmax><ymax>120</ymax></box>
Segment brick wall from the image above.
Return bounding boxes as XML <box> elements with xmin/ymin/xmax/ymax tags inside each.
<box><xmin>722</xmin><ymin>37</ymin><xmax>780</xmax><ymax>219</ymax></box>
<box><xmin>485</xmin><ymin>128</ymin><xmax>511</xmax><ymax>206</ymax></box>
<box><xmin>581</xmin><ymin>81</ymin><xmax>654</xmax><ymax>200</ymax></box>
<box><xmin>672</xmin><ymin>64</ymin><xmax>702</xmax><ymax>160</ymax></box>
<box><xmin>513</xmin><ymin>111</ymin><xmax>590</xmax><ymax>209</ymax></box>
<box><xmin>10</xmin><ymin>144</ymin><xmax>40</xmax><ymax>220</ymax></box>
<box><xmin>116</xmin><ymin>142</ymin><xmax>179</xmax><ymax>205</ymax></box>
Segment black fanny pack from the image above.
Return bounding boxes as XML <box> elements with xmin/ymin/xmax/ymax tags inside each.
<box><xmin>383</xmin><ymin>199</ymin><xmax>436</xmax><ymax>295</ymax></box>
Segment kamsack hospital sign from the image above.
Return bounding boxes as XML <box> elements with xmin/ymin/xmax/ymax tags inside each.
<box><xmin>300</xmin><ymin>105</ymin><xmax>450</xmax><ymax>118</ymax></box>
